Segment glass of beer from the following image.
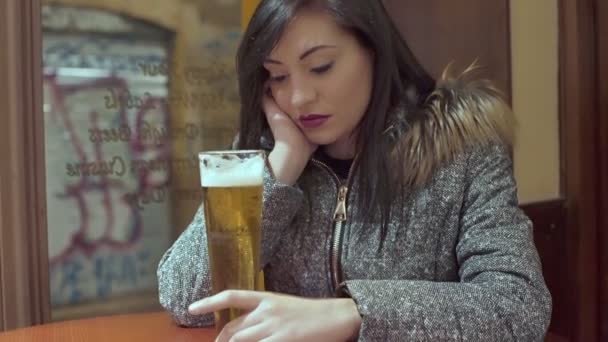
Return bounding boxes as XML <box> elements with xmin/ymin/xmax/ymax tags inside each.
<box><xmin>198</xmin><ymin>150</ymin><xmax>265</xmax><ymax>332</ymax></box>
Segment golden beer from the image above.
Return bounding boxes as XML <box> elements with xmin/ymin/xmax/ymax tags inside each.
<box><xmin>199</xmin><ymin>151</ymin><xmax>265</xmax><ymax>331</ymax></box>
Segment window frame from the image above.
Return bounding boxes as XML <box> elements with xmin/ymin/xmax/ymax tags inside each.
<box><xmin>0</xmin><ymin>0</ymin><xmax>51</xmax><ymax>331</ymax></box>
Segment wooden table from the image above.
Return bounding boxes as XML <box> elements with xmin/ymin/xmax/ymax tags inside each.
<box><xmin>0</xmin><ymin>312</ymin><xmax>216</xmax><ymax>341</ymax></box>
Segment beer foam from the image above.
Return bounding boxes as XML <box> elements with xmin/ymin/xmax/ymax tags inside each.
<box><xmin>200</xmin><ymin>154</ymin><xmax>264</xmax><ymax>187</ymax></box>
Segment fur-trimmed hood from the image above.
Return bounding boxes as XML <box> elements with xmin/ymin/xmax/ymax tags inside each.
<box><xmin>387</xmin><ymin>65</ymin><xmax>515</xmax><ymax>188</ymax></box>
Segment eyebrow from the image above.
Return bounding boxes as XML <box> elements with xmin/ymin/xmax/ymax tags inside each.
<box><xmin>264</xmin><ymin>45</ymin><xmax>337</xmax><ymax>64</ymax></box>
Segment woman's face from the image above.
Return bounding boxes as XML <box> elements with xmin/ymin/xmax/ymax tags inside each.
<box><xmin>264</xmin><ymin>8</ymin><xmax>374</xmax><ymax>157</ymax></box>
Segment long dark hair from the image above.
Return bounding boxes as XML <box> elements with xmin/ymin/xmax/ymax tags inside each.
<box><xmin>236</xmin><ymin>0</ymin><xmax>436</xmax><ymax>247</ymax></box>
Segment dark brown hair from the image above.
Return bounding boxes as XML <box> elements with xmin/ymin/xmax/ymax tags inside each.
<box><xmin>236</xmin><ymin>0</ymin><xmax>436</xmax><ymax>246</ymax></box>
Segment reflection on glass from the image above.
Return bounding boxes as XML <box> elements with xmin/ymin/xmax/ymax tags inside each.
<box><xmin>41</xmin><ymin>1</ymin><xmax>242</xmax><ymax>320</ymax></box>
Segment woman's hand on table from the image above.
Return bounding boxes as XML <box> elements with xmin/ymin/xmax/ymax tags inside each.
<box><xmin>188</xmin><ymin>290</ymin><xmax>361</xmax><ymax>342</ymax></box>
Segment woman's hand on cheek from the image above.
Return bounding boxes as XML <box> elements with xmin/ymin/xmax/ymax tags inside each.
<box><xmin>188</xmin><ymin>290</ymin><xmax>362</xmax><ymax>342</ymax></box>
<box><xmin>263</xmin><ymin>90</ymin><xmax>318</xmax><ymax>185</ymax></box>
<box><xmin>263</xmin><ymin>91</ymin><xmax>317</xmax><ymax>157</ymax></box>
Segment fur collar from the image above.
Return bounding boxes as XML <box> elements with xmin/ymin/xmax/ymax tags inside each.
<box><xmin>257</xmin><ymin>65</ymin><xmax>515</xmax><ymax>188</ymax></box>
<box><xmin>389</xmin><ymin>64</ymin><xmax>515</xmax><ymax>188</ymax></box>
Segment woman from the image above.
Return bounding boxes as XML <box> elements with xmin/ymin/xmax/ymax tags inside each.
<box><xmin>157</xmin><ymin>0</ymin><xmax>552</xmax><ymax>341</ymax></box>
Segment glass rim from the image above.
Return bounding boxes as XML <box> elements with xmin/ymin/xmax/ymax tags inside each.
<box><xmin>198</xmin><ymin>149</ymin><xmax>265</xmax><ymax>156</ymax></box>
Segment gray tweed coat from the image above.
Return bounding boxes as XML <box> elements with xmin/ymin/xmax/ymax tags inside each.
<box><xmin>157</xmin><ymin>73</ymin><xmax>552</xmax><ymax>341</ymax></box>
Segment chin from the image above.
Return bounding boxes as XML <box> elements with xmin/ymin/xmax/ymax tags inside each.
<box><xmin>305</xmin><ymin>132</ymin><xmax>339</xmax><ymax>146</ymax></box>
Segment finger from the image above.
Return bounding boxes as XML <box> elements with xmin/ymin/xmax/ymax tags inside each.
<box><xmin>262</xmin><ymin>88</ymin><xmax>285</xmax><ymax>114</ymax></box>
<box><xmin>189</xmin><ymin>290</ymin><xmax>266</xmax><ymax>314</ymax></box>
<box><xmin>215</xmin><ymin>312</ymin><xmax>263</xmax><ymax>342</ymax></box>
<box><xmin>265</xmin><ymin>110</ymin><xmax>292</xmax><ymax>127</ymax></box>
<box><xmin>262</xmin><ymin>96</ymin><xmax>281</xmax><ymax>117</ymax></box>
<box><xmin>227</xmin><ymin>322</ymin><xmax>272</xmax><ymax>342</ymax></box>
<box><xmin>258</xmin><ymin>335</ymin><xmax>285</xmax><ymax>342</ymax></box>
<box><xmin>215</xmin><ymin>314</ymin><xmax>246</xmax><ymax>342</ymax></box>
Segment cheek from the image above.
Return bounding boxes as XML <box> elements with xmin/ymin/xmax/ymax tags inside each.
<box><xmin>329</xmin><ymin>67</ymin><xmax>372</xmax><ymax>116</ymax></box>
<box><xmin>330</xmin><ymin>54</ymin><xmax>372</xmax><ymax>103</ymax></box>
<box><xmin>270</xmin><ymin>87</ymin><xmax>292</xmax><ymax>114</ymax></box>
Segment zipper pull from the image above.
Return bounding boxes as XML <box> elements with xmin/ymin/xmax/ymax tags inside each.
<box><xmin>333</xmin><ymin>186</ymin><xmax>348</xmax><ymax>222</ymax></box>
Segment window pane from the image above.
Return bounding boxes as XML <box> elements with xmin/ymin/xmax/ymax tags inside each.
<box><xmin>41</xmin><ymin>1</ymin><xmax>243</xmax><ymax>320</ymax></box>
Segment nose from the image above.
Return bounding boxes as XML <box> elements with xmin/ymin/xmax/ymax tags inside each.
<box><xmin>290</xmin><ymin>77</ymin><xmax>316</xmax><ymax>109</ymax></box>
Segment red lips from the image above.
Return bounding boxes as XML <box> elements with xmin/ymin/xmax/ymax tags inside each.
<box><xmin>299</xmin><ymin>114</ymin><xmax>331</xmax><ymax>128</ymax></box>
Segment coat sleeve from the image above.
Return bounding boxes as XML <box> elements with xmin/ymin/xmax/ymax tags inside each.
<box><xmin>157</xmin><ymin>156</ymin><xmax>304</xmax><ymax>327</ymax></box>
<box><xmin>337</xmin><ymin>144</ymin><xmax>552</xmax><ymax>341</ymax></box>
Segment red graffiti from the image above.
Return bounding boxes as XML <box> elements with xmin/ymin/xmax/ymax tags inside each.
<box><xmin>45</xmin><ymin>73</ymin><xmax>170</xmax><ymax>266</ymax></box>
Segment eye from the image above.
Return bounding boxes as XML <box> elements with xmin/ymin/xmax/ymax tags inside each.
<box><xmin>311</xmin><ymin>62</ymin><xmax>333</xmax><ymax>75</ymax></box>
<box><xmin>269</xmin><ymin>74</ymin><xmax>287</xmax><ymax>83</ymax></box>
